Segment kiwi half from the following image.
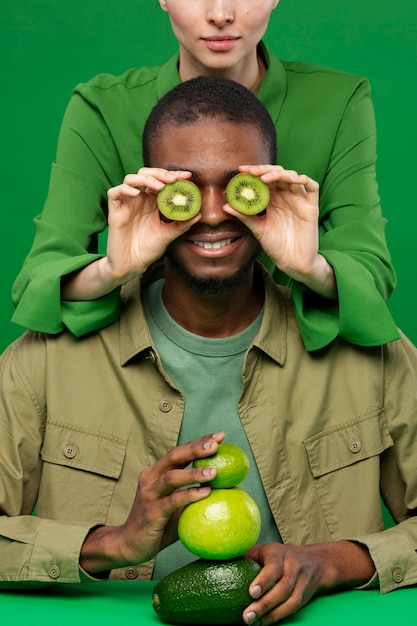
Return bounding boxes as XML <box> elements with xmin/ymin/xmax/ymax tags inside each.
<box><xmin>157</xmin><ymin>180</ymin><xmax>202</xmax><ymax>221</ymax></box>
<box><xmin>226</xmin><ymin>173</ymin><xmax>270</xmax><ymax>215</ymax></box>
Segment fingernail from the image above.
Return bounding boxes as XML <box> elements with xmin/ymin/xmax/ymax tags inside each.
<box><xmin>203</xmin><ymin>441</ymin><xmax>214</xmax><ymax>450</ymax></box>
<box><xmin>245</xmin><ymin>611</ymin><xmax>258</xmax><ymax>625</ymax></box>
<box><xmin>251</xmin><ymin>584</ymin><xmax>262</xmax><ymax>598</ymax></box>
<box><xmin>198</xmin><ymin>485</ymin><xmax>211</xmax><ymax>494</ymax></box>
<box><xmin>202</xmin><ymin>467</ymin><xmax>215</xmax><ymax>477</ymax></box>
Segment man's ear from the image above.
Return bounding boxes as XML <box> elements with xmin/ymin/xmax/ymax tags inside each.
<box><xmin>158</xmin><ymin>0</ymin><xmax>169</xmax><ymax>12</ymax></box>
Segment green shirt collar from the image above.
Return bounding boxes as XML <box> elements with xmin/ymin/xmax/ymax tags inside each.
<box><xmin>119</xmin><ymin>266</ymin><xmax>287</xmax><ymax>367</ymax></box>
<box><xmin>257</xmin><ymin>41</ymin><xmax>287</xmax><ymax>126</ymax></box>
<box><xmin>156</xmin><ymin>41</ymin><xmax>287</xmax><ymax>126</ymax></box>
<box><xmin>157</xmin><ymin>53</ymin><xmax>182</xmax><ymax>99</ymax></box>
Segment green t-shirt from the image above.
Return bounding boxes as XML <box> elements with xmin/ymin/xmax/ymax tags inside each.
<box><xmin>143</xmin><ymin>279</ymin><xmax>282</xmax><ymax>580</ymax></box>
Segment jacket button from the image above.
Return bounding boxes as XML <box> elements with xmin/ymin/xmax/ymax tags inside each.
<box><xmin>349</xmin><ymin>440</ymin><xmax>362</xmax><ymax>453</ymax></box>
<box><xmin>48</xmin><ymin>564</ymin><xmax>61</xmax><ymax>579</ymax></box>
<box><xmin>392</xmin><ymin>567</ymin><xmax>404</xmax><ymax>583</ymax></box>
<box><xmin>125</xmin><ymin>566</ymin><xmax>138</xmax><ymax>580</ymax></box>
<box><xmin>147</xmin><ymin>350</ymin><xmax>157</xmax><ymax>364</ymax></box>
<box><xmin>63</xmin><ymin>444</ymin><xmax>78</xmax><ymax>459</ymax></box>
<box><xmin>159</xmin><ymin>400</ymin><xmax>172</xmax><ymax>413</ymax></box>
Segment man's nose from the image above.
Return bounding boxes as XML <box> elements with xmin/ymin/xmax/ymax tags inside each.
<box><xmin>199</xmin><ymin>186</ymin><xmax>229</xmax><ymax>226</ymax></box>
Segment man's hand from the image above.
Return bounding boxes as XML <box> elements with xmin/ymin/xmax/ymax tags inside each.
<box><xmin>79</xmin><ymin>431</ymin><xmax>224</xmax><ymax>575</ymax></box>
<box><xmin>243</xmin><ymin>541</ymin><xmax>375</xmax><ymax>624</ymax></box>
<box><xmin>224</xmin><ymin>165</ymin><xmax>337</xmax><ymax>301</ymax></box>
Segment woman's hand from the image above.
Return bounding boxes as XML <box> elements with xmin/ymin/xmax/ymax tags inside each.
<box><xmin>105</xmin><ymin>168</ymin><xmax>201</xmax><ymax>282</ymax></box>
<box><xmin>61</xmin><ymin>168</ymin><xmax>201</xmax><ymax>301</ymax></box>
<box><xmin>224</xmin><ymin>165</ymin><xmax>337</xmax><ymax>300</ymax></box>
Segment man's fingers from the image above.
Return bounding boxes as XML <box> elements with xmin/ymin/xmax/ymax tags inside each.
<box><xmin>153</xmin><ymin>465</ymin><xmax>217</xmax><ymax>497</ymax></box>
<box><xmin>150</xmin><ymin>431</ymin><xmax>224</xmax><ymax>475</ymax></box>
<box><xmin>138</xmin><ymin>431</ymin><xmax>225</xmax><ymax>500</ymax></box>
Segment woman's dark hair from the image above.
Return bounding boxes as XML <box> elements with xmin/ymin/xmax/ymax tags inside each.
<box><xmin>142</xmin><ymin>75</ymin><xmax>277</xmax><ymax>165</ymax></box>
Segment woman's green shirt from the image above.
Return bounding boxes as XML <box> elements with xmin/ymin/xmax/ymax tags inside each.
<box><xmin>11</xmin><ymin>43</ymin><xmax>399</xmax><ymax>350</ymax></box>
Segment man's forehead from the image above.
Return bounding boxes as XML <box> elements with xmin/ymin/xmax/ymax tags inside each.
<box><xmin>150</xmin><ymin>118</ymin><xmax>269</xmax><ymax>167</ymax></box>
<box><xmin>157</xmin><ymin>117</ymin><xmax>258</xmax><ymax>137</ymax></box>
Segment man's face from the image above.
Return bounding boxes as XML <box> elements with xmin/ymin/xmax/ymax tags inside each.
<box><xmin>150</xmin><ymin>118</ymin><xmax>270</xmax><ymax>293</ymax></box>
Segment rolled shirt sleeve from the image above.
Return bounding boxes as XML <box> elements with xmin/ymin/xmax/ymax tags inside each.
<box><xmin>0</xmin><ymin>516</ymin><xmax>96</xmax><ymax>584</ymax></box>
<box><xmin>0</xmin><ymin>336</ymin><xmax>100</xmax><ymax>584</ymax></box>
<box><xmin>348</xmin><ymin>334</ymin><xmax>417</xmax><ymax>593</ymax></box>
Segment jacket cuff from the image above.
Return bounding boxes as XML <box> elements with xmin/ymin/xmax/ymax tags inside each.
<box><xmin>62</xmin><ymin>290</ymin><xmax>121</xmax><ymax>337</ymax></box>
<box><xmin>350</xmin><ymin>530</ymin><xmax>417</xmax><ymax>593</ymax></box>
<box><xmin>28</xmin><ymin>520</ymin><xmax>97</xmax><ymax>583</ymax></box>
<box><xmin>292</xmin><ymin>250</ymin><xmax>400</xmax><ymax>352</ymax></box>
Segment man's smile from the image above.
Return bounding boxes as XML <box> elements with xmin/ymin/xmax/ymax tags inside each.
<box><xmin>193</xmin><ymin>238</ymin><xmax>234</xmax><ymax>250</ymax></box>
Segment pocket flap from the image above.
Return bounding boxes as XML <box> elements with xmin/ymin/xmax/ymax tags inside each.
<box><xmin>41</xmin><ymin>419</ymin><xmax>127</xmax><ymax>479</ymax></box>
<box><xmin>304</xmin><ymin>410</ymin><xmax>393</xmax><ymax>478</ymax></box>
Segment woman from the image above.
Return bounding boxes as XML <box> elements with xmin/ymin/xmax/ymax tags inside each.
<box><xmin>11</xmin><ymin>0</ymin><xmax>399</xmax><ymax>351</ymax></box>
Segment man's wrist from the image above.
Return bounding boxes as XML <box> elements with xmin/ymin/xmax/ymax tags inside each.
<box><xmin>79</xmin><ymin>524</ymin><xmax>128</xmax><ymax>576</ymax></box>
<box><xmin>314</xmin><ymin>540</ymin><xmax>376</xmax><ymax>591</ymax></box>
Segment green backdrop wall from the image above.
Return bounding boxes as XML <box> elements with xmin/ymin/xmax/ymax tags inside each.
<box><xmin>1</xmin><ymin>0</ymin><xmax>416</xmax><ymax>352</ymax></box>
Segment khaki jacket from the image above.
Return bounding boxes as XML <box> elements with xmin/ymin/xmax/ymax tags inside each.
<box><xmin>1</xmin><ymin>271</ymin><xmax>417</xmax><ymax>591</ymax></box>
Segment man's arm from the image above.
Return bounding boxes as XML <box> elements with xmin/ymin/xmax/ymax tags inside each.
<box><xmin>79</xmin><ymin>433</ymin><xmax>223</xmax><ymax>576</ymax></box>
<box><xmin>241</xmin><ymin>334</ymin><xmax>417</xmax><ymax>624</ymax></box>
<box><xmin>350</xmin><ymin>333</ymin><xmax>417</xmax><ymax>593</ymax></box>
<box><xmin>0</xmin><ymin>336</ymin><xmax>96</xmax><ymax>585</ymax></box>
<box><xmin>0</xmin><ymin>333</ymin><xmax>224</xmax><ymax>584</ymax></box>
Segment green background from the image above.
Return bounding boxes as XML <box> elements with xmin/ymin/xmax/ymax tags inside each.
<box><xmin>1</xmin><ymin>0</ymin><xmax>416</xmax><ymax>351</ymax></box>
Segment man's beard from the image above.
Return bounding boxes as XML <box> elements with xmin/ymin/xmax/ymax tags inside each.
<box><xmin>165</xmin><ymin>245</ymin><xmax>261</xmax><ymax>296</ymax></box>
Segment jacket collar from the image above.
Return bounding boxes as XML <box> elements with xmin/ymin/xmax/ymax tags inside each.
<box><xmin>253</xmin><ymin>267</ymin><xmax>288</xmax><ymax>366</ymax></box>
<box><xmin>119</xmin><ymin>276</ymin><xmax>153</xmax><ymax>366</ymax></box>
<box><xmin>119</xmin><ymin>264</ymin><xmax>288</xmax><ymax>367</ymax></box>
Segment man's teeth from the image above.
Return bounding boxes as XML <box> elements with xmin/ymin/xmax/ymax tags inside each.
<box><xmin>194</xmin><ymin>238</ymin><xmax>233</xmax><ymax>249</ymax></box>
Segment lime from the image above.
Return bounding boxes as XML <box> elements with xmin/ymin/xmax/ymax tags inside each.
<box><xmin>178</xmin><ymin>487</ymin><xmax>261</xmax><ymax>560</ymax></box>
<box><xmin>193</xmin><ymin>443</ymin><xmax>250</xmax><ymax>488</ymax></box>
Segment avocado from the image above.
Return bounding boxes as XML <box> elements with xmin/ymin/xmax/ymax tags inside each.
<box><xmin>152</xmin><ymin>556</ymin><xmax>261</xmax><ymax>624</ymax></box>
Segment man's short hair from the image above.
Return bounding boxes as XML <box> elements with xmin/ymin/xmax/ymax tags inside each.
<box><xmin>142</xmin><ymin>75</ymin><xmax>277</xmax><ymax>165</ymax></box>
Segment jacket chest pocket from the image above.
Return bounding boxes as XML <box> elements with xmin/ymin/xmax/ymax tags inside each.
<box><xmin>38</xmin><ymin>419</ymin><xmax>127</xmax><ymax>523</ymax></box>
<box><xmin>303</xmin><ymin>410</ymin><xmax>393</xmax><ymax>538</ymax></box>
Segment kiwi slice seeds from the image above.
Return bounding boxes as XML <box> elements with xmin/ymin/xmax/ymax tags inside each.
<box><xmin>226</xmin><ymin>173</ymin><xmax>270</xmax><ymax>215</ymax></box>
<box><xmin>157</xmin><ymin>180</ymin><xmax>202</xmax><ymax>221</ymax></box>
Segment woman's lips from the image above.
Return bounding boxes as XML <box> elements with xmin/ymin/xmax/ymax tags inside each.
<box><xmin>202</xmin><ymin>36</ymin><xmax>240</xmax><ymax>52</ymax></box>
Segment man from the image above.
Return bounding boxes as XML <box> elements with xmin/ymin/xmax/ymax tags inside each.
<box><xmin>1</xmin><ymin>76</ymin><xmax>417</xmax><ymax>624</ymax></box>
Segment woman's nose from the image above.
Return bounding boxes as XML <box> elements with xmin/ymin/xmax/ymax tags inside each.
<box><xmin>206</xmin><ymin>1</ymin><xmax>235</xmax><ymax>27</ymax></box>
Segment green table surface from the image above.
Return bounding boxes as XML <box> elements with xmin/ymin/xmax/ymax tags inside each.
<box><xmin>0</xmin><ymin>582</ymin><xmax>416</xmax><ymax>625</ymax></box>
